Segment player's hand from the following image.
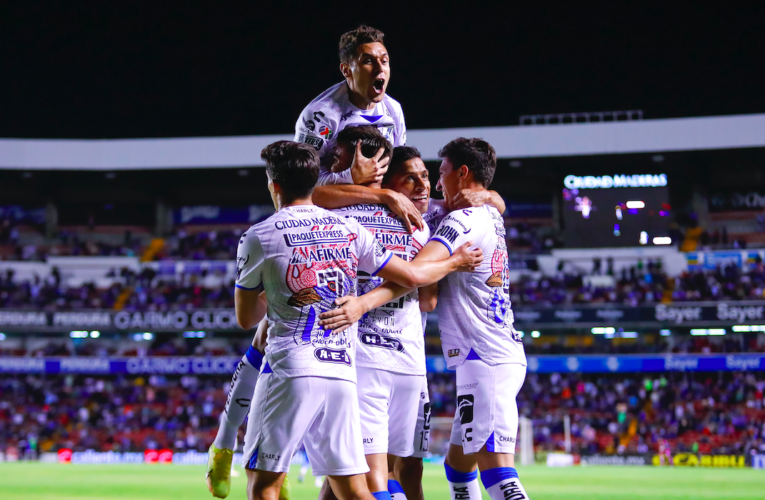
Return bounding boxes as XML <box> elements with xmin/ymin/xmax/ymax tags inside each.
<box><xmin>384</xmin><ymin>190</ymin><xmax>425</xmax><ymax>233</ymax></box>
<box><xmin>317</xmin><ymin>296</ymin><xmax>366</xmax><ymax>334</ymax></box>
<box><xmin>451</xmin><ymin>189</ymin><xmax>492</xmax><ymax>210</ymax></box>
<box><xmin>452</xmin><ymin>241</ymin><xmax>483</xmax><ymax>272</ymax></box>
<box><xmin>350</xmin><ymin>142</ymin><xmax>389</xmax><ymax>185</ymax></box>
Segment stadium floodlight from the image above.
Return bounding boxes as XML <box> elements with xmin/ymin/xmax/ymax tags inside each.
<box><xmin>531</xmin><ymin>331</ymin><xmax>541</xmax><ymax>338</ymax></box>
<box><xmin>183</xmin><ymin>331</ymin><xmax>206</xmax><ymax>338</ymax></box>
<box><xmin>709</xmin><ymin>329</ymin><xmax>726</xmax><ymax>335</ymax></box>
<box><xmin>591</xmin><ymin>327</ymin><xmax>616</xmax><ymax>334</ymax></box>
<box><xmin>516</xmin><ymin>331</ymin><xmax>525</xmax><ymax>338</ymax></box>
<box><xmin>626</xmin><ymin>201</ymin><xmax>645</xmax><ymax>209</ymax></box>
<box><xmin>69</xmin><ymin>331</ymin><xmax>88</xmax><ymax>338</ymax></box>
<box><xmin>90</xmin><ymin>331</ymin><xmax>100</xmax><ymax>338</ymax></box>
<box><xmin>639</xmin><ymin>231</ymin><xmax>648</xmax><ymax>245</ymax></box>
<box><xmin>660</xmin><ymin>329</ymin><xmax>671</xmax><ymax>336</ymax></box>
<box><xmin>0</xmin><ymin>333</ymin><xmax>5</xmax><ymax>341</ymax></box>
<box><xmin>621</xmin><ymin>331</ymin><xmax>638</xmax><ymax>338</ymax></box>
<box><xmin>653</xmin><ymin>236</ymin><xmax>672</xmax><ymax>245</ymax></box>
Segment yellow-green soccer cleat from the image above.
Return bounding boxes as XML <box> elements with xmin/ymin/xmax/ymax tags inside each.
<box><xmin>279</xmin><ymin>475</ymin><xmax>291</xmax><ymax>500</ymax></box>
<box><xmin>206</xmin><ymin>445</ymin><xmax>234</xmax><ymax>498</ymax></box>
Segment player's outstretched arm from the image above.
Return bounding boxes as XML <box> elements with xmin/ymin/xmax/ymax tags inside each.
<box><xmin>319</xmin><ymin>241</ymin><xmax>480</xmax><ymax>333</ymax></box>
<box><xmin>313</xmin><ymin>184</ymin><xmax>425</xmax><ymax>233</ymax></box>
<box><xmin>450</xmin><ymin>189</ymin><xmax>506</xmax><ymax>213</ymax></box>
<box><xmin>235</xmin><ymin>288</ymin><xmax>267</xmax><ymax>330</ymax></box>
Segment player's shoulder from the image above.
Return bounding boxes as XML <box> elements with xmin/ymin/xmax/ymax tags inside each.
<box><xmin>302</xmin><ymin>82</ymin><xmax>346</xmax><ymax>118</ymax></box>
<box><xmin>383</xmin><ymin>93</ymin><xmax>404</xmax><ymax>115</ymax></box>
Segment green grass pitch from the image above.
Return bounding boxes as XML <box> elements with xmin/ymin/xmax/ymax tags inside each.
<box><xmin>0</xmin><ymin>462</ymin><xmax>761</xmax><ymax>499</ymax></box>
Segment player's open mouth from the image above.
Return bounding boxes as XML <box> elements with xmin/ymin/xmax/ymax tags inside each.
<box><xmin>372</xmin><ymin>78</ymin><xmax>385</xmax><ymax>93</ymax></box>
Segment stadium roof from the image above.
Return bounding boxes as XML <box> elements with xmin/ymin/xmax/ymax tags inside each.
<box><xmin>0</xmin><ymin>113</ymin><xmax>763</xmax><ymax>170</ymax></box>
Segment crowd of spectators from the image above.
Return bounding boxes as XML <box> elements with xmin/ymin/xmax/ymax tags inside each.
<box><xmin>2</xmin><ymin>260</ymin><xmax>764</xmax><ymax>313</ymax></box>
<box><xmin>511</xmin><ymin>259</ymin><xmax>765</xmax><ymax>306</ymax></box>
<box><xmin>155</xmin><ymin>229</ymin><xmax>241</xmax><ymax>261</ymax></box>
<box><xmin>518</xmin><ymin>371</ymin><xmax>765</xmax><ymax>457</ymax></box>
<box><xmin>0</xmin><ymin>268</ymin><xmax>235</xmax><ymax>312</ymax></box>
<box><xmin>2</xmin><ymin>371</ymin><xmax>762</xmax><ymax>458</ymax></box>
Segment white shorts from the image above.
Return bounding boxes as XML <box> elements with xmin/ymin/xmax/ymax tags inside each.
<box><xmin>242</xmin><ymin>373</ymin><xmax>368</xmax><ymax>477</ymax></box>
<box><xmin>357</xmin><ymin>367</ymin><xmax>422</xmax><ymax>457</ymax></box>
<box><xmin>449</xmin><ymin>359</ymin><xmax>526</xmax><ymax>455</ymax></box>
<box><xmin>410</xmin><ymin>375</ymin><xmax>431</xmax><ymax>458</ymax></box>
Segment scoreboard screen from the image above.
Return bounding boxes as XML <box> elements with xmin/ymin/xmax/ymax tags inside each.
<box><xmin>562</xmin><ymin>174</ymin><xmax>672</xmax><ymax>248</ymax></box>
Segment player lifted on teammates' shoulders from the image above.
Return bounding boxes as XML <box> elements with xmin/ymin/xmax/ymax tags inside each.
<box><xmin>295</xmin><ymin>25</ymin><xmax>406</xmax><ymax>187</ymax></box>
<box><xmin>319</xmin><ymin>138</ymin><xmax>530</xmax><ymax>499</ymax></box>
<box><xmin>234</xmin><ymin>141</ymin><xmax>481</xmax><ymax>500</ymax></box>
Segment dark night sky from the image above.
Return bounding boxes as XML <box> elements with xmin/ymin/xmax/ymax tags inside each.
<box><xmin>1</xmin><ymin>3</ymin><xmax>763</xmax><ymax>139</ymax></box>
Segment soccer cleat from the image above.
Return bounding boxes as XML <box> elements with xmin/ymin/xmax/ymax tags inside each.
<box><xmin>206</xmin><ymin>445</ymin><xmax>234</xmax><ymax>498</ymax></box>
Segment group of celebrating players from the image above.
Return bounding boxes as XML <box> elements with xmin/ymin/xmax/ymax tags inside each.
<box><xmin>205</xmin><ymin>25</ymin><xmax>529</xmax><ymax>500</ymax></box>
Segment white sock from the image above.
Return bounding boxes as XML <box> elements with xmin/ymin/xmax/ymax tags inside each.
<box><xmin>482</xmin><ymin>468</ymin><xmax>529</xmax><ymax>500</ymax></box>
<box><xmin>445</xmin><ymin>463</ymin><xmax>481</xmax><ymax>500</ymax></box>
<box><xmin>388</xmin><ymin>479</ymin><xmax>407</xmax><ymax>500</ymax></box>
<box><xmin>213</xmin><ymin>346</ymin><xmax>262</xmax><ymax>450</ymax></box>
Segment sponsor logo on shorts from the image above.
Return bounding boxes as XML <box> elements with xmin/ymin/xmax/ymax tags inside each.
<box><xmin>448</xmin><ymin>349</ymin><xmax>460</xmax><ymax>357</ymax></box>
<box><xmin>457</xmin><ymin>394</ymin><xmax>474</xmax><ymax>424</ymax></box>
<box><xmin>457</xmin><ymin>383</ymin><xmax>478</xmax><ymax>390</ymax></box>
<box><xmin>363</xmin><ymin>438</ymin><xmax>374</xmax><ymax>444</ymax></box>
<box><xmin>498</xmin><ymin>435</ymin><xmax>516</xmax><ymax>443</ymax></box>
<box><xmin>261</xmin><ymin>452</ymin><xmax>281</xmax><ymax>461</ymax></box>
<box><xmin>314</xmin><ymin>347</ymin><xmax>351</xmax><ymax>366</ymax></box>
<box><xmin>360</xmin><ymin>332</ymin><xmax>404</xmax><ymax>352</ymax></box>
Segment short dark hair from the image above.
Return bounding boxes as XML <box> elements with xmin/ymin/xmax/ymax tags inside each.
<box><xmin>336</xmin><ymin>126</ymin><xmax>392</xmax><ymax>164</ymax></box>
<box><xmin>339</xmin><ymin>25</ymin><xmax>385</xmax><ymax>63</ymax></box>
<box><xmin>383</xmin><ymin>146</ymin><xmax>421</xmax><ymax>185</ymax></box>
<box><xmin>260</xmin><ymin>141</ymin><xmax>319</xmax><ymax>200</ymax></box>
<box><xmin>438</xmin><ymin>138</ymin><xmax>497</xmax><ymax>187</ymax></box>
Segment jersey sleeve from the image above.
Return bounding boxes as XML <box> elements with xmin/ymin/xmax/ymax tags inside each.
<box><xmin>348</xmin><ymin>219</ymin><xmax>393</xmax><ymax>276</ymax></box>
<box><xmin>430</xmin><ymin>210</ymin><xmax>473</xmax><ymax>256</ymax></box>
<box><xmin>235</xmin><ymin>228</ymin><xmax>265</xmax><ymax>291</ymax></box>
<box><xmin>317</xmin><ymin>163</ymin><xmax>353</xmax><ymax>186</ymax></box>
<box><xmin>294</xmin><ymin>102</ymin><xmax>336</xmax><ymax>163</ymax></box>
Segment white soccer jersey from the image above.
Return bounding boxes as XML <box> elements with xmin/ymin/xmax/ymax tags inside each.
<box><xmin>334</xmin><ymin>204</ymin><xmax>429</xmax><ymax>375</ymax></box>
<box><xmin>235</xmin><ymin>205</ymin><xmax>393</xmax><ymax>382</ymax></box>
<box><xmin>430</xmin><ymin>205</ymin><xmax>526</xmax><ymax>369</ymax></box>
<box><xmin>295</xmin><ymin>82</ymin><xmax>407</xmax><ymax>186</ymax></box>
<box><xmin>424</xmin><ymin>198</ymin><xmax>448</xmax><ymax>234</ymax></box>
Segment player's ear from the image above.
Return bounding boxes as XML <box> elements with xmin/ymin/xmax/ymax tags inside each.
<box><xmin>340</xmin><ymin>62</ymin><xmax>352</xmax><ymax>79</ymax></box>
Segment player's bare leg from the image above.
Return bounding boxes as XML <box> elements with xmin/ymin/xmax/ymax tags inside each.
<box><xmin>327</xmin><ymin>474</ymin><xmax>377</xmax><ymax>500</ymax></box>
<box><xmin>363</xmin><ymin>452</ymin><xmax>389</xmax><ymax>496</ymax></box>
<box><xmin>392</xmin><ymin>456</ymin><xmax>423</xmax><ymax>500</ymax></box>
<box><xmin>246</xmin><ymin>469</ymin><xmax>286</xmax><ymax>500</ymax></box>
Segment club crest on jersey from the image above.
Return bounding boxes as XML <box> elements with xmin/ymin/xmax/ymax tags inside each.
<box><xmin>319</xmin><ymin>125</ymin><xmax>333</xmax><ymax>140</ymax></box>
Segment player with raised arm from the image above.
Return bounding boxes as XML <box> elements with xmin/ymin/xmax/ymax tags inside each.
<box><xmin>295</xmin><ymin>25</ymin><xmax>406</xmax><ymax>187</ymax></box>
<box><xmin>318</xmin><ymin>138</ymin><xmax>530</xmax><ymax>500</ymax></box>
<box><xmin>235</xmin><ymin>141</ymin><xmax>481</xmax><ymax>500</ymax></box>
